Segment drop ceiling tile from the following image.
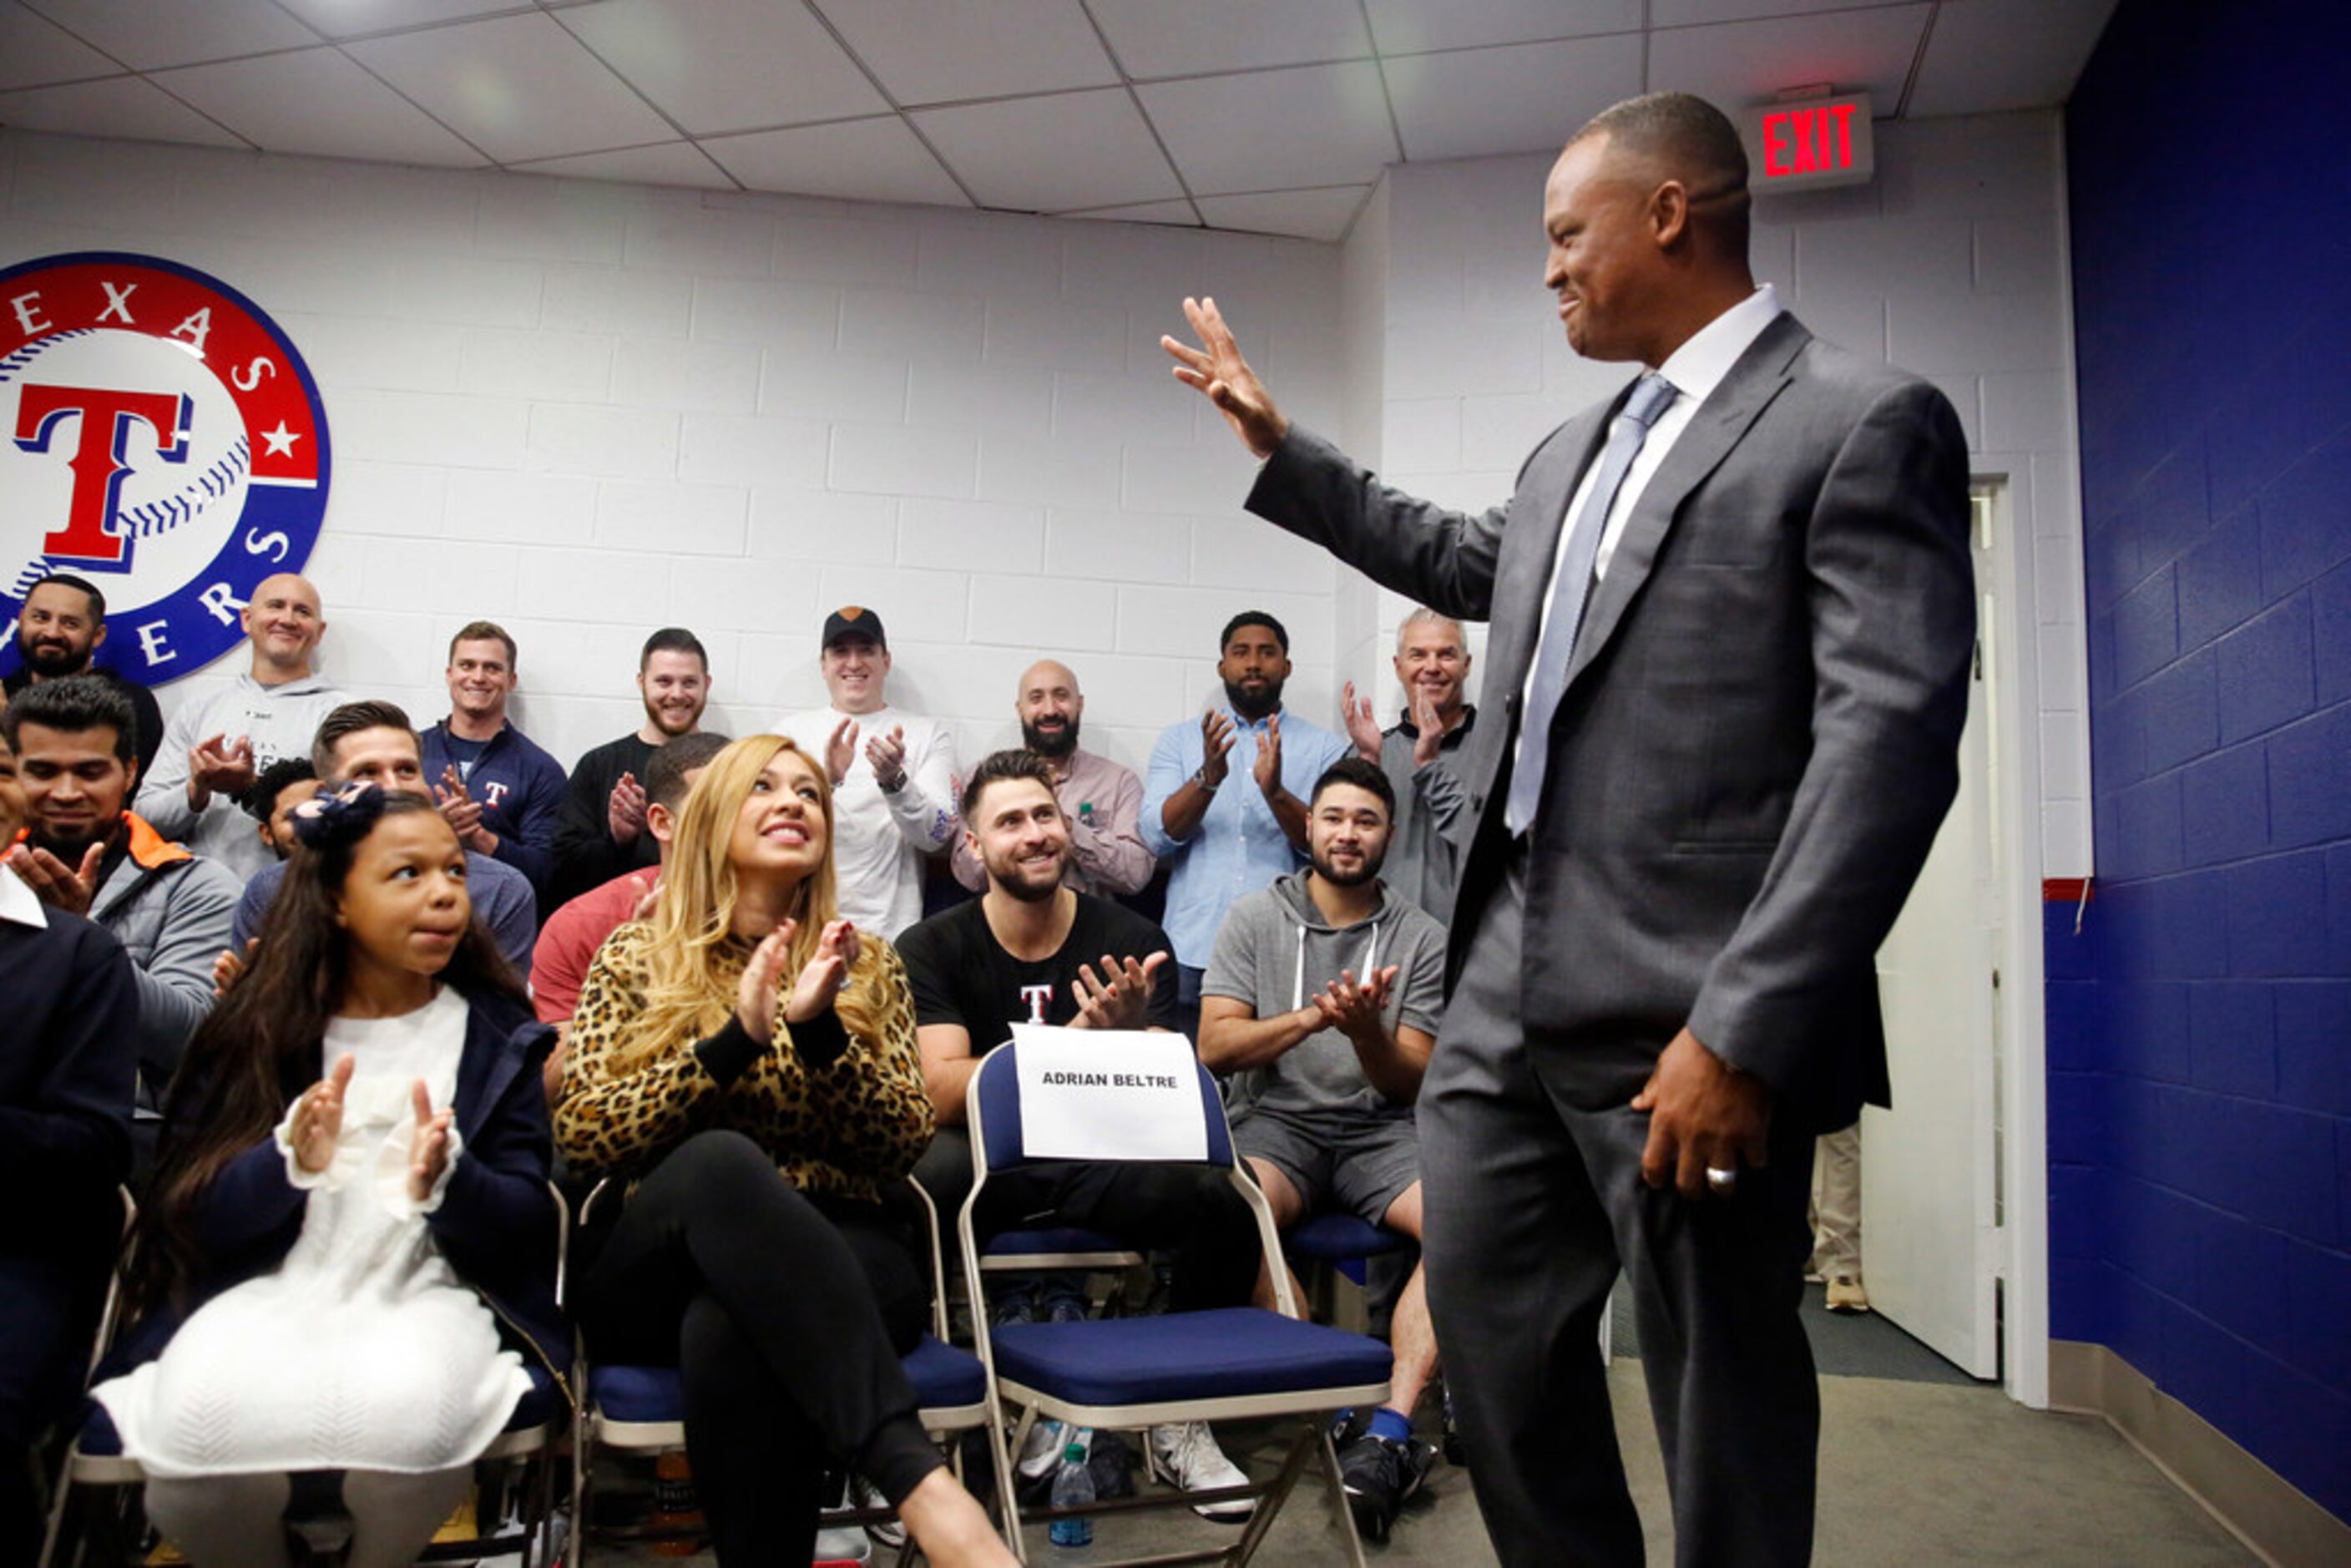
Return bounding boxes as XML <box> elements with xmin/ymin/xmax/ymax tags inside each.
<box><xmin>562</xmin><ymin>0</ymin><xmax>886</xmax><ymax>135</ymax></box>
<box><xmin>1066</xmin><ymin>199</ymin><xmax>1201</xmax><ymax>228</ymax></box>
<box><xmin>1646</xmin><ymin>3</ymin><xmax>1932</xmax><ymax>110</ymax></box>
<box><xmin>811</xmin><ymin>0</ymin><xmax>1117</xmax><ymax>106</ymax></box>
<box><xmin>1088</xmin><ymin>0</ymin><xmax>1370</xmax><ymax>79</ymax></box>
<box><xmin>1137</xmin><ymin>61</ymin><xmax>1398</xmax><ymax>195</ymax></box>
<box><xmin>154</xmin><ymin>48</ymin><xmax>486</xmax><ymax>165</ymax></box>
<box><xmin>1654</xmin><ymin>0</ymin><xmax>1893</xmax><ymax>23</ymax></box>
<box><xmin>701</xmin><ymin>116</ymin><xmax>970</xmax><ymax>207</ymax></box>
<box><xmin>913</xmin><ymin>89</ymin><xmax>1179</xmax><ymax>213</ymax></box>
<box><xmin>23</xmin><ymin>0</ymin><xmax>319</xmax><ymax>69</ymax></box>
<box><xmin>511</xmin><ymin>139</ymin><xmax>736</xmax><ymax>187</ymax></box>
<box><xmin>1907</xmin><ymin>0</ymin><xmax>2119</xmax><ymax>117</ymax></box>
<box><xmin>346</xmin><ymin>10</ymin><xmax>676</xmax><ymax>164</ymax></box>
<box><xmin>1194</xmin><ymin>186</ymin><xmax>1370</xmax><ymax>243</ymax></box>
<box><xmin>1388</xmin><ymin>34</ymin><xmax>1645</xmax><ymax>161</ymax></box>
<box><xmin>0</xmin><ymin>74</ymin><xmax>247</xmax><ymax>145</ymax></box>
<box><xmin>1363</xmin><ymin>0</ymin><xmax>1643</xmax><ymax>55</ymax></box>
<box><xmin>272</xmin><ymin>1</ymin><xmax>539</xmax><ymax>38</ymax></box>
<box><xmin>0</xmin><ymin>3</ymin><xmax>118</xmax><ymax>90</ymax></box>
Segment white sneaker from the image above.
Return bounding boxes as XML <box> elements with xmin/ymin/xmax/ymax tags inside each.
<box><xmin>813</xmin><ymin>1522</ymin><xmax>874</xmax><ymax>1563</ymax></box>
<box><xmin>849</xmin><ymin>1474</ymin><xmax>905</xmax><ymax>1550</ymax></box>
<box><xmin>1148</xmin><ymin>1420</ymin><xmax>1254</xmax><ymax>1521</ymax></box>
<box><xmin>1017</xmin><ymin>1415</ymin><xmax>1067</xmax><ymax>1482</ymax></box>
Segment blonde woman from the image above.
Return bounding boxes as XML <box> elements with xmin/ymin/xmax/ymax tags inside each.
<box><xmin>557</xmin><ymin>736</ymin><xmax>1009</xmax><ymax>1566</ymax></box>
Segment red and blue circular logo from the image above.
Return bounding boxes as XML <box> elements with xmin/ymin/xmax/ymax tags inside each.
<box><xmin>1</xmin><ymin>252</ymin><xmax>330</xmax><ymax>684</ymax></box>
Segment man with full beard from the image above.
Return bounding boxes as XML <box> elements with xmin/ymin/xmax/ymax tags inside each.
<box><xmin>3</xmin><ymin>675</ymin><xmax>238</xmax><ymax>1156</ymax></box>
<box><xmin>549</xmin><ymin>627</ymin><xmax>711</xmax><ymax>905</ymax></box>
<box><xmin>1140</xmin><ymin>611</ymin><xmax>1350</xmax><ymax>1041</ymax></box>
<box><xmin>1197</xmin><ymin>756</ymin><xmax>1449</xmax><ymax>1543</ymax></box>
<box><xmin>3</xmin><ymin>573</ymin><xmax>164</xmax><ymax>784</ymax></box>
<box><xmin>951</xmin><ymin>659</ymin><xmax>1152</xmax><ymax>898</ymax></box>
<box><xmin>897</xmin><ymin>749</ymin><xmax>1260</xmax><ymax>1520</ymax></box>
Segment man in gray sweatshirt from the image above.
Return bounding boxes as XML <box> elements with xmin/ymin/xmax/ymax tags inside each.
<box><xmin>1197</xmin><ymin>756</ymin><xmax>1449</xmax><ymax>1544</ymax></box>
<box><xmin>133</xmin><ymin>573</ymin><xmax>347</xmax><ymax>883</ymax></box>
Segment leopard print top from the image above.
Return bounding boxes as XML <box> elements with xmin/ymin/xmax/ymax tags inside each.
<box><xmin>554</xmin><ymin>922</ymin><xmax>935</xmax><ymax>1202</ymax></box>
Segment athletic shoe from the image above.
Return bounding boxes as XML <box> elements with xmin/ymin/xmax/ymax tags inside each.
<box><xmin>1440</xmin><ymin>1387</ymin><xmax>1467</xmax><ymax>1469</ymax></box>
<box><xmin>1016</xmin><ymin>1416</ymin><xmax>1068</xmax><ymax>1484</ymax></box>
<box><xmin>1826</xmin><ymin>1274</ymin><xmax>1871</xmax><ymax>1313</ymax></box>
<box><xmin>1147</xmin><ymin>1420</ymin><xmax>1254</xmax><ymax>1521</ymax></box>
<box><xmin>1041</xmin><ymin>1281</ymin><xmax>1093</xmax><ymax>1324</ymax></box>
<box><xmin>849</xmin><ymin>1474</ymin><xmax>905</xmax><ymax>1550</ymax></box>
<box><xmin>813</xmin><ymin>1523</ymin><xmax>873</xmax><ymax>1565</ymax></box>
<box><xmin>1328</xmin><ymin>1409</ymin><xmax>1436</xmax><ymax>1543</ymax></box>
<box><xmin>990</xmin><ymin>1280</ymin><xmax>1039</xmax><ymax>1327</ymax></box>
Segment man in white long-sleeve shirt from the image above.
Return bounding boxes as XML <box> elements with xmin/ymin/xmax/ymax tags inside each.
<box><xmin>781</xmin><ymin>606</ymin><xmax>958</xmax><ymax>938</ymax></box>
<box><xmin>131</xmin><ymin>574</ymin><xmax>347</xmax><ymax>884</ymax></box>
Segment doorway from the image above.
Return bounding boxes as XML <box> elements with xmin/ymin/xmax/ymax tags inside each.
<box><xmin>1861</xmin><ymin>478</ymin><xmax>2052</xmax><ymax>1398</ymax></box>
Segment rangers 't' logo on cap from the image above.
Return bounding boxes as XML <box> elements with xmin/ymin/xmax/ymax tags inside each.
<box><xmin>1</xmin><ymin>251</ymin><xmax>331</xmax><ymax>684</ymax></box>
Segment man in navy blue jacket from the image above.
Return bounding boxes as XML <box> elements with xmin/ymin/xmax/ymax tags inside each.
<box><xmin>420</xmin><ymin>622</ymin><xmax>565</xmax><ymax>907</ymax></box>
<box><xmin>0</xmin><ymin>724</ymin><xmax>137</xmax><ymax>1558</ymax></box>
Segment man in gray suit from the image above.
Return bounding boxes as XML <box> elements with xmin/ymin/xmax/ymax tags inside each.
<box><xmin>1164</xmin><ymin>92</ymin><xmax>1974</xmax><ymax>1565</ymax></box>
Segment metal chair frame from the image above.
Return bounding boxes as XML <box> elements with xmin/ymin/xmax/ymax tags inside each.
<box><xmin>958</xmin><ymin>1047</ymin><xmax>1392</xmax><ymax>1566</ymax></box>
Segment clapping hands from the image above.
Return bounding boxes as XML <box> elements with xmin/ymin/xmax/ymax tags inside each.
<box><xmin>735</xmin><ymin>918</ymin><xmax>864</xmax><ymax>1044</ymax></box>
<box><xmin>1072</xmin><ymin>950</ymin><xmax>1170</xmax><ymax>1031</ymax></box>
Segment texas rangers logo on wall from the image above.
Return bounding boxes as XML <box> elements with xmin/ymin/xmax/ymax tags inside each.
<box><xmin>1</xmin><ymin>251</ymin><xmax>330</xmax><ymax>683</ymax></box>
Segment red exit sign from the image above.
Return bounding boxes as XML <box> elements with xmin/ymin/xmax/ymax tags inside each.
<box><xmin>1741</xmin><ymin>91</ymin><xmax>1876</xmax><ymax>194</ymax></box>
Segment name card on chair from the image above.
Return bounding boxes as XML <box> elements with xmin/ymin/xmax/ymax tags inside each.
<box><xmin>1009</xmin><ymin>1025</ymin><xmax>1209</xmax><ymax>1162</ymax></box>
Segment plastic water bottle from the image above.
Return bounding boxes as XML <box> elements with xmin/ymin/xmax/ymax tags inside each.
<box><xmin>1049</xmin><ymin>1431</ymin><xmax>1095</xmax><ymax>1547</ymax></box>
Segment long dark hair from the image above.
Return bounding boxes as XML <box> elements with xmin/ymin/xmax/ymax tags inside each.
<box><xmin>125</xmin><ymin>792</ymin><xmax>522</xmax><ymax>1318</ymax></box>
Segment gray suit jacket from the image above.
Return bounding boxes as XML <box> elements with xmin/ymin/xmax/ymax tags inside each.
<box><xmin>1246</xmin><ymin>312</ymin><xmax>1974</xmax><ymax>1134</ymax></box>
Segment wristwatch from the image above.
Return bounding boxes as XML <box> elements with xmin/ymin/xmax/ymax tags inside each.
<box><xmin>1193</xmin><ymin>767</ymin><xmax>1220</xmax><ymax>794</ymax></box>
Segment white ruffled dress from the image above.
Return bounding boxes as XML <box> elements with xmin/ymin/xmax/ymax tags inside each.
<box><xmin>94</xmin><ymin>990</ymin><xmax>533</xmax><ymax>1478</ymax></box>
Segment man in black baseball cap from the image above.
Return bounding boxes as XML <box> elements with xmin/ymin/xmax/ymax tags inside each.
<box><xmin>782</xmin><ymin>605</ymin><xmax>958</xmax><ymax>938</ymax></box>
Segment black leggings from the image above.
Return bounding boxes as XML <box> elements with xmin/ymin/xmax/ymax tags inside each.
<box><xmin>575</xmin><ymin>1131</ymin><xmax>943</xmax><ymax>1564</ymax></box>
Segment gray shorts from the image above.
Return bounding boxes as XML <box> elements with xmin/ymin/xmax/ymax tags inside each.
<box><xmin>1233</xmin><ymin>1105</ymin><xmax>1420</xmax><ymax>1227</ymax></box>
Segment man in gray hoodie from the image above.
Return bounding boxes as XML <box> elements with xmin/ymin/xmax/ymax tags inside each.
<box><xmin>133</xmin><ymin>573</ymin><xmax>347</xmax><ymax>883</ymax></box>
<box><xmin>1197</xmin><ymin>755</ymin><xmax>1449</xmax><ymax>1543</ymax></box>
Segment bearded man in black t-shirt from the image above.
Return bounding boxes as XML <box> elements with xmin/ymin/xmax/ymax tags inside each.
<box><xmin>897</xmin><ymin>751</ymin><xmax>1263</xmax><ymax>1519</ymax></box>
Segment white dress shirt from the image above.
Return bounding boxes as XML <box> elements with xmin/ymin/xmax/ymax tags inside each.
<box><xmin>0</xmin><ymin>861</ymin><xmax>48</xmax><ymax>929</ymax></box>
<box><xmin>1518</xmin><ymin>284</ymin><xmax>1787</xmax><ymax>750</ymax></box>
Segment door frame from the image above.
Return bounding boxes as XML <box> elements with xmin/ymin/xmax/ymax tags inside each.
<box><xmin>1971</xmin><ymin>471</ymin><xmax>2059</xmax><ymax>1410</ymax></box>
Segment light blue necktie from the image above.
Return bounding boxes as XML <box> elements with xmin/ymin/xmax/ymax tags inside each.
<box><xmin>1504</xmin><ymin>372</ymin><xmax>1679</xmax><ymax>837</ymax></box>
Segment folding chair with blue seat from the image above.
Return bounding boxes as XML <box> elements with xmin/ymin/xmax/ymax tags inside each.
<box><xmin>567</xmin><ymin>1178</ymin><xmax>1014</xmax><ymax>1564</ymax></box>
<box><xmin>1281</xmin><ymin>1211</ymin><xmax>1413</xmax><ymax>1328</ymax></box>
<box><xmin>38</xmin><ymin>1186</ymin><xmax>572</xmax><ymax>1568</ymax></box>
<box><xmin>960</xmin><ymin>1037</ymin><xmax>1395</xmax><ymax>1565</ymax></box>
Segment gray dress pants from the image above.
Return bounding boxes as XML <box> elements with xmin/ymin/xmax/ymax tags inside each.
<box><xmin>1419</xmin><ymin>853</ymin><xmax>1821</xmax><ymax>1566</ymax></box>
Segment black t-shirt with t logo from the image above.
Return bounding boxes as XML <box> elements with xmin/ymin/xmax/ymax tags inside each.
<box><xmin>895</xmin><ymin>890</ymin><xmax>1181</xmax><ymax>1051</ymax></box>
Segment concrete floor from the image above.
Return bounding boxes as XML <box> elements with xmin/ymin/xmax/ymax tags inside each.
<box><xmin>594</xmin><ymin>1358</ymin><xmax>2255</xmax><ymax>1565</ymax></box>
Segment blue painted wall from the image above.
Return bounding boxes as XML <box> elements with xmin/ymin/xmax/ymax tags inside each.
<box><xmin>2053</xmin><ymin>0</ymin><xmax>2351</xmax><ymax>1520</ymax></box>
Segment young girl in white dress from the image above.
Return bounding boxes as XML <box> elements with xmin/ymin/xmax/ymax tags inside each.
<box><xmin>97</xmin><ymin>786</ymin><xmax>563</xmax><ymax>1568</ymax></box>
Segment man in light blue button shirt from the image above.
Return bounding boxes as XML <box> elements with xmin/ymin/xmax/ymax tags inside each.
<box><xmin>1141</xmin><ymin>610</ymin><xmax>1351</xmax><ymax>1041</ymax></box>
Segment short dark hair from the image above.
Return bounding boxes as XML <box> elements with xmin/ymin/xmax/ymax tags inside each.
<box><xmin>640</xmin><ymin>627</ymin><xmax>708</xmax><ymax>671</ymax></box>
<box><xmin>448</xmin><ymin>620</ymin><xmax>518</xmax><ymax>670</ymax></box>
<box><xmin>1570</xmin><ymin>91</ymin><xmax>1750</xmax><ymax>245</ymax></box>
<box><xmin>2</xmin><ymin>673</ymin><xmax>135</xmax><ymax>765</ymax></box>
<box><xmin>645</xmin><ymin>731</ymin><xmax>732</xmax><ymax>812</ymax></box>
<box><xmin>1220</xmin><ymin>610</ymin><xmax>1289</xmax><ymax>654</ymax></box>
<box><xmin>1310</xmin><ymin>756</ymin><xmax>1395</xmax><ymax>820</ymax></box>
<box><xmin>240</xmin><ymin>756</ymin><xmax>318</xmax><ymax>823</ymax></box>
<box><xmin>960</xmin><ymin>749</ymin><xmax>1057</xmax><ymax>821</ymax></box>
<box><xmin>26</xmin><ymin>572</ymin><xmax>105</xmax><ymax>622</ymax></box>
<box><xmin>311</xmin><ymin>700</ymin><xmax>419</xmax><ymax>777</ymax></box>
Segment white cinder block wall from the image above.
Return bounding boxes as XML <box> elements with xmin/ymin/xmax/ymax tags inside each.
<box><xmin>0</xmin><ymin>129</ymin><xmax>1348</xmax><ymax>783</ymax></box>
<box><xmin>1341</xmin><ymin>110</ymin><xmax>2091</xmax><ymax>879</ymax></box>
